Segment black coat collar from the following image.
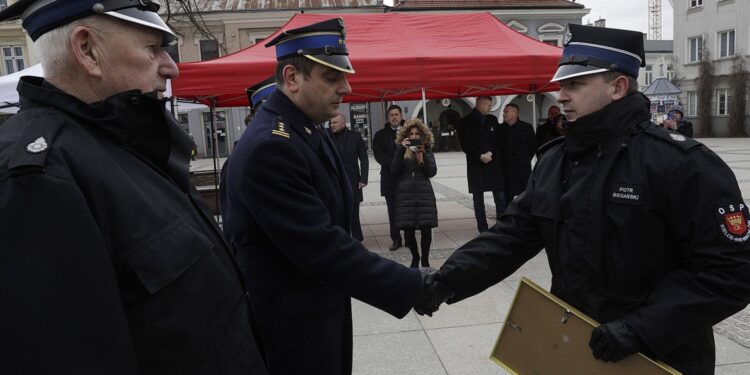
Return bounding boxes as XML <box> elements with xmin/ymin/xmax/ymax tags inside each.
<box><xmin>17</xmin><ymin>76</ymin><xmax>192</xmax><ymax>191</ymax></box>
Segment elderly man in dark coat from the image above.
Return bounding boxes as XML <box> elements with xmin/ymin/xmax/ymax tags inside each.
<box><xmin>499</xmin><ymin>103</ymin><xmax>537</xmax><ymax>203</ymax></box>
<box><xmin>0</xmin><ymin>1</ymin><xmax>266</xmax><ymax>374</ymax></box>
<box><xmin>329</xmin><ymin>112</ymin><xmax>369</xmax><ymax>241</ymax></box>
<box><xmin>458</xmin><ymin>96</ymin><xmax>506</xmax><ymax>233</ymax></box>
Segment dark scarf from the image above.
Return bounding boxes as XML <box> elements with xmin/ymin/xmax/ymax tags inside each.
<box><xmin>564</xmin><ymin>93</ymin><xmax>651</xmax><ymax>155</ymax></box>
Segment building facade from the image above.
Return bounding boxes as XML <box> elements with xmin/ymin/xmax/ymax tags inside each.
<box><xmin>672</xmin><ymin>0</ymin><xmax>750</xmax><ymax>135</ymax></box>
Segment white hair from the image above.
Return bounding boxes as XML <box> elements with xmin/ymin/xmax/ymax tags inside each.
<box><xmin>34</xmin><ymin>15</ymin><xmax>106</xmax><ymax>79</ymax></box>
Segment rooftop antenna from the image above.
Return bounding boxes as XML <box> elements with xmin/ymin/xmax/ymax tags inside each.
<box><xmin>648</xmin><ymin>0</ymin><xmax>662</xmax><ymax>40</ymax></box>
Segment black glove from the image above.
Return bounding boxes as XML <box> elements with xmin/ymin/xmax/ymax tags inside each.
<box><xmin>414</xmin><ymin>268</ymin><xmax>454</xmax><ymax>317</ymax></box>
<box><xmin>589</xmin><ymin>320</ymin><xmax>643</xmax><ymax>362</ymax></box>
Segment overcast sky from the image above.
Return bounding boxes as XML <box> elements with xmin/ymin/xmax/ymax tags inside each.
<box><xmin>579</xmin><ymin>0</ymin><xmax>674</xmax><ymax>40</ymax></box>
<box><xmin>382</xmin><ymin>0</ymin><xmax>675</xmax><ymax>40</ymax></box>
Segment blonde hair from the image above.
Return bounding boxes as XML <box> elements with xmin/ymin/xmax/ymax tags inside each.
<box><xmin>396</xmin><ymin>119</ymin><xmax>434</xmax><ymax>159</ymax></box>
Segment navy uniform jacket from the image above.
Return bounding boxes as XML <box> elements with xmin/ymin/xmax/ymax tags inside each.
<box><xmin>224</xmin><ymin>90</ymin><xmax>422</xmax><ymax>375</ymax></box>
<box><xmin>0</xmin><ymin>77</ymin><xmax>267</xmax><ymax>375</ymax></box>
<box><xmin>458</xmin><ymin>109</ymin><xmax>504</xmax><ymax>194</ymax></box>
<box><xmin>440</xmin><ymin>94</ymin><xmax>750</xmax><ymax>374</ymax></box>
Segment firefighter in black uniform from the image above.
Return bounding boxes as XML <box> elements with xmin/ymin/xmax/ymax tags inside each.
<box><xmin>223</xmin><ymin>18</ymin><xmax>448</xmax><ymax>375</ymax></box>
<box><xmin>0</xmin><ymin>1</ymin><xmax>267</xmax><ymax>374</ymax></box>
<box><xmin>415</xmin><ymin>24</ymin><xmax>750</xmax><ymax>374</ymax></box>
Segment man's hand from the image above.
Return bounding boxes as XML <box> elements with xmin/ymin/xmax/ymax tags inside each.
<box><xmin>414</xmin><ymin>268</ymin><xmax>454</xmax><ymax>316</ymax></box>
<box><xmin>479</xmin><ymin>152</ymin><xmax>492</xmax><ymax>163</ymax></box>
<box><xmin>663</xmin><ymin>119</ymin><xmax>677</xmax><ymax>130</ymax></box>
<box><xmin>589</xmin><ymin>320</ymin><xmax>643</xmax><ymax>362</ymax></box>
<box><xmin>358</xmin><ymin>182</ymin><xmax>367</xmax><ymax>189</ymax></box>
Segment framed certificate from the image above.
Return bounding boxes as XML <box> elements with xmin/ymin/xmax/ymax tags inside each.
<box><xmin>490</xmin><ymin>277</ymin><xmax>681</xmax><ymax>375</ymax></box>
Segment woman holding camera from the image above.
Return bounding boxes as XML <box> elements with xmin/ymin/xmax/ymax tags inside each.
<box><xmin>391</xmin><ymin>119</ymin><xmax>438</xmax><ymax>268</ymax></box>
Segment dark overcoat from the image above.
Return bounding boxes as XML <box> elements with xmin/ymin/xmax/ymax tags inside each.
<box><xmin>391</xmin><ymin>146</ymin><xmax>438</xmax><ymax>229</ymax></box>
<box><xmin>440</xmin><ymin>94</ymin><xmax>750</xmax><ymax>375</ymax></box>
<box><xmin>224</xmin><ymin>90</ymin><xmax>422</xmax><ymax>375</ymax></box>
<box><xmin>332</xmin><ymin>128</ymin><xmax>368</xmax><ymax>202</ymax></box>
<box><xmin>498</xmin><ymin>119</ymin><xmax>537</xmax><ymax>200</ymax></box>
<box><xmin>373</xmin><ymin>125</ymin><xmax>399</xmax><ymax>197</ymax></box>
<box><xmin>458</xmin><ymin>109</ymin><xmax>504</xmax><ymax>194</ymax></box>
<box><xmin>0</xmin><ymin>77</ymin><xmax>267</xmax><ymax>375</ymax></box>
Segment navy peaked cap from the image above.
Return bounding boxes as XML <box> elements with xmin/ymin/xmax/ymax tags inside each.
<box><xmin>246</xmin><ymin>77</ymin><xmax>276</xmax><ymax>109</ymax></box>
<box><xmin>0</xmin><ymin>0</ymin><xmax>177</xmax><ymax>46</ymax></box>
<box><xmin>265</xmin><ymin>18</ymin><xmax>355</xmax><ymax>74</ymax></box>
<box><xmin>552</xmin><ymin>24</ymin><xmax>645</xmax><ymax>82</ymax></box>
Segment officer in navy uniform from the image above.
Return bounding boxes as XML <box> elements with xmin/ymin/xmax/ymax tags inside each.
<box><xmin>0</xmin><ymin>1</ymin><xmax>266</xmax><ymax>374</ymax></box>
<box><xmin>220</xmin><ymin>76</ymin><xmax>276</xmax><ymax>221</ymax></box>
<box><xmin>416</xmin><ymin>24</ymin><xmax>750</xmax><ymax>374</ymax></box>
<box><xmin>223</xmin><ymin>18</ymin><xmax>450</xmax><ymax>375</ymax></box>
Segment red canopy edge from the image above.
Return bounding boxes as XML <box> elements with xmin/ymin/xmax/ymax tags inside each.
<box><xmin>172</xmin><ymin>12</ymin><xmax>562</xmax><ymax>107</ymax></box>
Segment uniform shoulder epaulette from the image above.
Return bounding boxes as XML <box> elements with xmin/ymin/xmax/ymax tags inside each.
<box><xmin>8</xmin><ymin>108</ymin><xmax>65</xmax><ymax>176</ymax></box>
<box><xmin>537</xmin><ymin>136</ymin><xmax>565</xmax><ymax>155</ymax></box>
<box><xmin>270</xmin><ymin>116</ymin><xmax>290</xmax><ymax>139</ymax></box>
<box><xmin>639</xmin><ymin>121</ymin><xmax>701</xmax><ymax>153</ymax></box>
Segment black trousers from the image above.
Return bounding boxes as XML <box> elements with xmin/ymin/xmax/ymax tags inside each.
<box><xmin>472</xmin><ymin>190</ymin><xmax>506</xmax><ymax>232</ymax></box>
<box><xmin>384</xmin><ymin>194</ymin><xmax>401</xmax><ymax>244</ymax></box>
<box><xmin>351</xmin><ymin>201</ymin><xmax>363</xmax><ymax>241</ymax></box>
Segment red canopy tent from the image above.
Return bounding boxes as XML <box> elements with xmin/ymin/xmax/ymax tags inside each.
<box><xmin>172</xmin><ymin>12</ymin><xmax>562</xmax><ymax>107</ymax></box>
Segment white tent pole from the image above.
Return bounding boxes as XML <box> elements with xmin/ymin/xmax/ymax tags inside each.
<box><xmin>421</xmin><ymin>87</ymin><xmax>428</xmax><ymax>125</ymax></box>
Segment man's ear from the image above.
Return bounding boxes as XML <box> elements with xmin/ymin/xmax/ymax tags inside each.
<box><xmin>69</xmin><ymin>25</ymin><xmax>102</xmax><ymax>78</ymax></box>
<box><xmin>282</xmin><ymin>65</ymin><xmax>300</xmax><ymax>93</ymax></box>
<box><xmin>611</xmin><ymin>75</ymin><xmax>630</xmax><ymax>101</ymax></box>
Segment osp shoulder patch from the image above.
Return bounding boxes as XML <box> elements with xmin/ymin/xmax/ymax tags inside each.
<box><xmin>715</xmin><ymin>202</ymin><xmax>750</xmax><ymax>243</ymax></box>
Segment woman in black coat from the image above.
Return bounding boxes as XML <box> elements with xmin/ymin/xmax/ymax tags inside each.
<box><xmin>391</xmin><ymin>119</ymin><xmax>438</xmax><ymax>267</ymax></box>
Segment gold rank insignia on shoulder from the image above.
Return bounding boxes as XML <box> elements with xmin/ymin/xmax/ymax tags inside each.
<box><xmin>304</xmin><ymin>127</ymin><xmax>312</xmax><ymax>135</ymax></box>
<box><xmin>271</xmin><ymin>118</ymin><xmax>290</xmax><ymax>139</ymax></box>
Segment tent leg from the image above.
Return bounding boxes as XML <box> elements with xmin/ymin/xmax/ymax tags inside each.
<box><xmin>421</xmin><ymin>87</ymin><xmax>428</xmax><ymax>125</ymax></box>
<box><xmin>532</xmin><ymin>93</ymin><xmax>537</xmax><ymax>130</ymax></box>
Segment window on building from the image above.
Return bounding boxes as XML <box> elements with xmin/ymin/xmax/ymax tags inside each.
<box><xmin>200</xmin><ymin>40</ymin><xmax>219</xmax><ymax>61</ymax></box>
<box><xmin>0</xmin><ymin>0</ymin><xmax>7</xmax><ymax>11</ymax></box>
<box><xmin>165</xmin><ymin>43</ymin><xmax>180</xmax><ymax>63</ymax></box>
<box><xmin>718</xmin><ymin>30</ymin><xmax>735</xmax><ymax>58</ymax></box>
<box><xmin>687</xmin><ymin>91</ymin><xmax>697</xmax><ymax>117</ymax></box>
<box><xmin>715</xmin><ymin>89</ymin><xmax>730</xmax><ymax>116</ymax></box>
<box><xmin>689</xmin><ymin>0</ymin><xmax>703</xmax><ymax>7</ymax></box>
<box><xmin>541</xmin><ymin>39</ymin><xmax>560</xmax><ymax>47</ymax></box>
<box><xmin>644</xmin><ymin>65</ymin><xmax>653</xmax><ymax>86</ymax></box>
<box><xmin>688</xmin><ymin>36</ymin><xmax>703</xmax><ymax>63</ymax></box>
<box><xmin>2</xmin><ymin>46</ymin><xmax>24</xmax><ymax>74</ymax></box>
<box><xmin>666</xmin><ymin>64</ymin><xmax>674</xmax><ymax>81</ymax></box>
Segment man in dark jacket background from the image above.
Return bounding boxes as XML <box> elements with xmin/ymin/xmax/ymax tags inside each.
<box><xmin>330</xmin><ymin>112</ymin><xmax>369</xmax><ymax>241</ymax></box>
<box><xmin>458</xmin><ymin>96</ymin><xmax>506</xmax><ymax>233</ymax></box>
<box><xmin>0</xmin><ymin>1</ymin><xmax>266</xmax><ymax>374</ymax></box>
<box><xmin>499</xmin><ymin>103</ymin><xmax>537</xmax><ymax>203</ymax></box>
<box><xmin>415</xmin><ymin>24</ymin><xmax>750</xmax><ymax>375</ymax></box>
<box><xmin>373</xmin><ymin>104</ymin><xmax>405</xmax><ymax>250</ymax></box>
<box><xmin>663</xmin><ymin>104</ymin><xmax>694</xmax><ymax>137</ymax></box>
<box><xmin>535</xmin><ymin>105</ymin><xmax>563</xmax><ymax>147</ymax></box>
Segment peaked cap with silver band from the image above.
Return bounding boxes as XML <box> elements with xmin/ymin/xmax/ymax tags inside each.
<box><xmin>551</xmin><ymin>24</ymin><xmax>645</xmax><ymax>82</ymax></box>
<box><xmin>265</xmin><ymin>18</ymin><xmax>355</xmax><ymax>74</ymax></box>
<box><xmin>0</xmin><ymin>0</ymin><xmax>177</xmax><ymax>46</ymax></box>
<box><xmin>246</xmin><ymin>76</ymin><xmax>276</xmax><ymax>110</ymax></box>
